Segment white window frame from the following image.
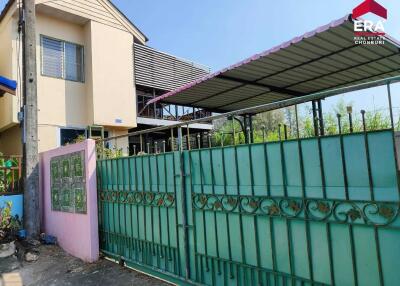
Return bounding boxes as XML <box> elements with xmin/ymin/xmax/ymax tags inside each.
<box><xmin>40</xmin><ymin>35</ymin><xmax>85</xmax><ymax>83</ymax></box>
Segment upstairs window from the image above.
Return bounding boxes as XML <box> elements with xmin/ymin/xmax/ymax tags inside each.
<box><xmin>41</xmin><ymin>36</ymin><xmax>84</xmax><ymax>82</ymax></box>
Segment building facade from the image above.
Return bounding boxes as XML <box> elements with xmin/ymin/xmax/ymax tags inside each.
<box><xmin>0</xmin><ymin>0</ymin><xmax>210</xmax><ymax>155</ymax></box>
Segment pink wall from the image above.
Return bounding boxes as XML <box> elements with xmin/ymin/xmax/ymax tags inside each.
<box><xmin>40</xmin><ymin>140</ymin><xmax>99</xmax><ymax>262</ymax></box>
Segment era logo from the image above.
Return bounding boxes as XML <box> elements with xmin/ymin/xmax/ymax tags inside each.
<box><xmin>352</xmin><ymin>0</ymin><xmax>387</xmax><ymax>36</ymax></box>
<box><xmin>352</xmin><ymin>0</ymin><xmax>387</xmax><ymax>19</ymax></box>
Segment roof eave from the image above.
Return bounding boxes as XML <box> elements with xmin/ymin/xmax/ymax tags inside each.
<box><xmin>0</xmin><ymin>0</ymin><xmax>15</xmax><ymax>24</ymax></box>
<box><xmin>107</xmin><ymin>0</ymin><xmax>148</xmax><ymax>42</ymax></box>
<box><xmin>0</xmin><ymin>0</ymin><xmax>149</xmax><ymax>43</ymax></box>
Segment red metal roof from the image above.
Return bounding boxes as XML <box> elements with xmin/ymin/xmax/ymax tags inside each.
<box><xmin>147</xmin><ymin>15</ymin><xmax>400</xmax><ymax>112</ymax></box>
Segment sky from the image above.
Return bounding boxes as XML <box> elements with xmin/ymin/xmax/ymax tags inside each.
<box><xmin>1</xmin><ymin>0</ymin><xmax>400</xmax><ymax>118</ymax></box>
<box><xmin>112</xmin><ymin>0</ymin><xmax>400</xmax><ymax>71</ymax></box>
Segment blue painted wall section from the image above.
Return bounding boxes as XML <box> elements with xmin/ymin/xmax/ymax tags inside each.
<box><xmin>0</xmin><ymin>194</ymin><xmax>23</xmax><ymax>218</ymax></box>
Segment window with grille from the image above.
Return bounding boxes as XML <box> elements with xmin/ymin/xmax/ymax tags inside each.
<box><xmin>41</xmin><ymin>36</ymin><xmax>84</xmax><ymax>82</ymax></box>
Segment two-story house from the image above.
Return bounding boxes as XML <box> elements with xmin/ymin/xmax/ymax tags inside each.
<box><xmin>0</xmin><ymin>0</ymin><xmax>210</xmax><ymax>155</ymax></box>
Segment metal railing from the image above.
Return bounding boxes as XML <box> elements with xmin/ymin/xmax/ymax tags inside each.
<box><xmin>0</xmin><ymin>155</ymin><xmax>23</xmax><ymax>195</ymax></box>
<box><xmin>138</xmin><ymin>100</ymin><xmax>212</xmax><ymax>122</ymax></box>
<box><xmin>98</xmin><ymin>75</ymin><xmax>400</xmax><ymax>157</ymax></box>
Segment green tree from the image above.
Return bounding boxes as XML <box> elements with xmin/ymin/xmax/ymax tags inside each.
<box><xmin>213</xmin><ymin>98</ymin><xmax>394</xmax><ymax>145</ymax></box>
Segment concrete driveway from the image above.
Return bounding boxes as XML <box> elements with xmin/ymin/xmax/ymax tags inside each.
<box><xmin>0</xmin><ymin>245</ymin><xmax>171</xmax><ymax>286</ymax></box>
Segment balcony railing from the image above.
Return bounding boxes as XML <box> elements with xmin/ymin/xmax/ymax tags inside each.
<box><xmin>138</xmin><ymin>100</ymin><xmax>212</xmax><ymax>122</ymax></box>
<box><xmin>0</xmin><ymin>156</ymin><xmax>22</xmax><ymax>195</ymax></box>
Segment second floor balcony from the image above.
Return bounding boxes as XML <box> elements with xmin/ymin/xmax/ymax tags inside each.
<box><xmin>137</xmin><ymin>89</ymin><xmax>212</xmax><ymax>122</ymax></box>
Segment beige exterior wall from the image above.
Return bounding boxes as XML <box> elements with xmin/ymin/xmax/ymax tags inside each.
<box><xmin>0</xmin><ymin>125</ymin><xmax>22</xmax><ymax>155</ymax></box>
<box><xmin>37</xmin><ymin>13</ymin><xmax>88</xmax><ymax>129</ymax></box>
<box><xmin>37</xmin><ymin>125</ymin><xmax>59</xmax><ymax>153</ymax></box>
<box><xmin>89</xmin><ymin>21</ymin><xmax>136</xmax><ymax>129</ymax></box>
<box><xmin>0</xmin><ymin>12</ymin><xmax>18</xmax><ymax>132</ymax></box>
<box><xmin>0</xmin><ymin>1</ymin><xmax>139</xmax><ymax>155</ymax></box>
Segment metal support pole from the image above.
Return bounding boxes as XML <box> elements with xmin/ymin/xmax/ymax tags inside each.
<box><xmin>348</xmin><ymin>113</ymin><xmax>354</xmax><ymax>133</ymax></box>
<box><xmin>387</xmin><ymin>83</ymin><xmax>395</xmax><ymax>129</ymax></box>
<box><xmin>295</xmin><ymin>105</ymin><xmax>300</xmax><ymax>139</ymax></box>
<box><xmin>153</xmin><ymin>88</ymin><xmax>157</xmax><ymax>119</ymax></box>
<box><xmin>284</xmin><ymin>124</ymin><xmax>288</xmax><ymax>140</ymax></box>
<box><xmin>231</xmin><ymin>117</ymin><xmax>236</xmax><ymax>145</ymax></box>
<box><xmin>197</xmin><ymin>134</ymin><xmax>201</xmax><ymax>149</ymax></box>
<box><xmin>186</xmin><ymin>125</ymin><xmax>191</xmax><ymax>150</ymax></box>
<box><xmin>262</xmin><ymin>125</ymin><xmax>266</xmax><ymax>143</ymax></box>
<box><xmin>347</xmin><ymin>105</ymin><xmax>353</xmax><ymax>133</ymax></box>
<box><xmin>337</xmin><ymin>114</ymin><xmax>342</xmax><ymax>134</ymax></box>
<box><xmin>249</xmin><ymin>114</ymin><xmax>254</xmax><ymax>143</ymax></box>
<box><xmin>387</xmin><ymin>83</ymin><xmax>400</xmax><ymax>172</ymax></box>
<box><xmin>361</xmin><ymin>110</ymin><xmax>367</xmax><ymax>132</ymax></box>
<box><xmin>177</xmin><ymin>127</ymin><xmax>190</xmax><ymax>279</ymax></box>
<box><xmin>170</xmin><ymin>128</ymin><xmax>175</xmax><ymax>152</ymax></box>
<box><xmin>312</xmin><ymin>100</ymin><xmax>319</xmax><ymax>137</ymax></box>
<box><xmin>22</xmin><ymin>0</ymin><xmax>40</xmax><ymax>238</ymax></box>
<box><xmin>243</xmin><ymin>114</ymin><xmax>253</xmax><ymax>144</ymax></box>
<box><xmin>278</xmin><ymin>124</ymin><xmax>282</xmax><ymax>141</ymax></box>
<box><xmin>317</xmin><ymin>99</ymin><xmax>325</xmax><ymax>136</ymax></box>
<box><xmin>243</xmin><ymin>115</ymin><xmax>249</xmax><ymax>144</ymax></box>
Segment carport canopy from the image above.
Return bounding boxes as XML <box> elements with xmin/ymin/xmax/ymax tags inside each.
<box><xmin>147</xmin><ymin>15</ymin><xmax>400</xmax><ymax>112</ymax></box>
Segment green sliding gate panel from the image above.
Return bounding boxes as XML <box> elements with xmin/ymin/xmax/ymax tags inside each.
<box><xmin>97</xmin><ymin>152</ymin><xmax>186</xmax><ymax>281</ymax></box>
<box><xmin>97</xmin><ymin>129</ymin><xmax>400</xmax><ymax>286</ymax></box>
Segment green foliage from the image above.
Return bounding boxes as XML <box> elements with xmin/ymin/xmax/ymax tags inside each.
<box><xmin>96</xmin><ymin>143</ymin><xmax>123</xmax><ymax>159</ymax></box>
<box><xmin>365</xmin><ymin>111</ymin><xmax>391</xmax><ymax>130</ymax></box>
<box><xmin>69</xmin><ymin>133</ymin><xmax>123</xmax><ymax>159</ymax></box>
<box><xmin>72</xmin><ymin>134</ymin><xmax>87</xmax><ymax>144</ymax></box>
<box><xmin>0</xmin><ymin>201</ymin><xmax>21</xmax><ymax>240</ymax></box>
<box><xmin>0</xmin><ymin>153</ymin><xmax>19</xmax><ymax>193</ymax></box>
<box><xmin>213</xmin><ymin>99</ymin><xmax>394</xmax><ymax>145</ymax></box>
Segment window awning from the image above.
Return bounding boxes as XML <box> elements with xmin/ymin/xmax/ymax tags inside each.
<box><xmin>0</xmin><ymin>75</ymin><xmax>17</xmax><ymax>96</ymax></box>
<box><xmin>147</xmin><ymin>15</ymin><xmax>400</xmax><ymax>112</ymax></box>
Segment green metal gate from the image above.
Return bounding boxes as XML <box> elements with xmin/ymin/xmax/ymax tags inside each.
<box><xmin>97</xmin><ymin>129</ymin><xmax>400</xmax><ymax>285</ymax></box>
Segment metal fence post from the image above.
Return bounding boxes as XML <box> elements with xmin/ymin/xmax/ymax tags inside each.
<box><xmin>177</xmin><ymin>127</ymin><xmax>191</xmax><ymax>280</ymax></box>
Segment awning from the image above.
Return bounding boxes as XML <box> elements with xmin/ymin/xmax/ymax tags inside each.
<box><xmin>0</xmin><ymin>75</ymin><xmax>17</xmax><ymax>96</ymax></box>
<box><xmin>147</xmin><ymin>15</ymin><xmax>400</xmax><ymax>112</ymax></box>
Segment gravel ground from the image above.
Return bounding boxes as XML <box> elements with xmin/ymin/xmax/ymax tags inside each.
<box><xmin>0</xmin><ymin>245</ymin><xmax>171</xmax><ymax>286</ymax></box>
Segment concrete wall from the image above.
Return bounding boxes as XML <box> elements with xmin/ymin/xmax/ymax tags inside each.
<box><xmin>40</xmin><ymin>139</ymin><xmax>99</xmax><ymax>262</ymax></box>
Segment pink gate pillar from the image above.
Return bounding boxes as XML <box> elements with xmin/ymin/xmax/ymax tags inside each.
<box><xmin>40</xmin><ymin>139</ymin><xmax>99</xmax><ymax>262</ymax></box>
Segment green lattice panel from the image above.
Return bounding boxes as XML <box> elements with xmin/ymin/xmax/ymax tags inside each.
<box><xmin>50</xmin><ymin>150</ymin><xmax>87</xmax><ymax>214</ymax></box>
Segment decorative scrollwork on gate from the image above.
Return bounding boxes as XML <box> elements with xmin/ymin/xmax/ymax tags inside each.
<box><xmin>100</xmin><ymin>190</ymin><xmax>175</xmax><ymax>208</ymax></box>
<box><xmin>191</xmin><ymin>193</ymin><xmax>399</xmax><ymax>227</ymax></box>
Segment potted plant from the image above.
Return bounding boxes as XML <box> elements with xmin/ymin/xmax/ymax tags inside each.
<box><xmin>0</xmin><ymin>201</ymin><xmax>22</xmax><ymax>258</ymax></box>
